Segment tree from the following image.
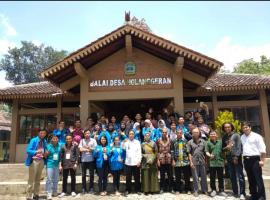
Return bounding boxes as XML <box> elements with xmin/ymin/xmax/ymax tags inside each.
<box><xmin>0</xmin><ymin>41</ymin><xmax>68</xmax><ymax>85</ymax></box>
<box><xmin>233</xmin><ymin>55</ymin><xmax>270</xmax><ymax>74</ymax></box>
<box><xmin>214</xmin><ymin>110</ymin><xmax>241</xmax><ymax>137</ymax></box>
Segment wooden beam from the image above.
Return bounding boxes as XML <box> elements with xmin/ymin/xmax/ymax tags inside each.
<box><xmin>9</xmin><ymin>99</ymin><xmax>18</xmax><ymax>163</ymax></box>
<box><xmin>59</xmin><ymin>75</ymin><xmax>80</xmax><ymax>91</ymax></box>
<box><xmin>175</xmin><ymin>56</ymin><xmax>184</xmax><ymax>73</ymax></box>
<box><xmin>125</xmin><ymin>34</ymin><xmax>132</xmax><ymax>59</ymax></box>
<box><xmin>74</xmin><ymin>62</ymin><xmax>87</xmax><ymax>78</ymax></box>
<box><xmin>182</xmin><ymin>68</ymin><xmax>206</xmax><ymax>86</ymax></box>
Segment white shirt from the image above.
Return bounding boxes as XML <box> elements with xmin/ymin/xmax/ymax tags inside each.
<box><xmin>241</xmin><ymin>131</ymin><xmax>266</xmax><ymax>156</ymax></box>
<box><xmin>79</xmin><ymin>138</ymin><xmax>97</xmax><ymax>162</ymax></box>
<box><xmin>123</xmin><ymin>139</ymin><xmax>142</xmax><ymax>166</ymax></box>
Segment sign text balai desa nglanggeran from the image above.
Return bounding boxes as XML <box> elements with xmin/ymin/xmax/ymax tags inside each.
<box><xmin>90</xmin><ymin>77</ymin><xmax>172</xmax><ymax>88</ymax></box>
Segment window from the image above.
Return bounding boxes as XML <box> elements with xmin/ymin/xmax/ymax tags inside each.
<box><xmin>218</xmin><ymin>106</ymin><xmax>262</xmax><ymax>135</ymax></box>
<box><xmin>18</xmin><ymin>114</ymin><xmax>57</xmax><ymax>144</ymax></box>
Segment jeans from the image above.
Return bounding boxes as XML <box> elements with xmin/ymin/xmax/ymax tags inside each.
<box><xmin>227</xmin><ymin>159</ymin><xmax>245</xmax><ymax>196</ymax></box>
<box><xmin>112</xmin><ymin>170</ymin><xmax>121</xmax><ymax>191</ymax></box>
<box><xmin>97</xmin><ymin>162</ymin><xmax>109</xmax><ymax>192</ymax></box>
<box><xmin>46</xmin><ymin>167</ymin><xmax>59</xmax><ymax>194</ymax></box>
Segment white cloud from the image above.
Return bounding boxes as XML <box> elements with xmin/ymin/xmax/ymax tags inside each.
<box><xmin>0</xmin><ymin>39</ymin><xmax>16</xmax><ymax>55</ymax></box>
<box><xmin>0</xmin><ymin>14</ymin><xmax>17</xmax><ymax>36</ymax></box>
<box><xmin>0</xmin><ymin>71</ymin><xmax>13</xmax><ymax>89</ymax></box>
<box><xmin>210</xmin><ymin>36</ymin><xmax>270</xmax><ymax>72</ymax></box>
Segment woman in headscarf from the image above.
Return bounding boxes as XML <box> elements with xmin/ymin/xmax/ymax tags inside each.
<box><xmin>141</xmin><ymin>132</ymin><xmax>160</xmax><ymax>195</ymax></box>
<box><xmin>142</xmin><ymin>119</ymin><xmax>156</xmax><ymax>141</ymax></box>
<box><xmin>154</xmin><ymin>119</ymin><xmax>168</xmax><ymax>142</ymax></box>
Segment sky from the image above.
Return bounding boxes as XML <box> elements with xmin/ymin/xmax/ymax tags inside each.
<box><xmin>1</xmin><ymin>1</ymin><xmax>270</xmax><ymax>88</ymax></box>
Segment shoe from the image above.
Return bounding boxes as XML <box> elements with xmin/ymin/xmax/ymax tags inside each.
<box><xmin>210</xmin><ymin>190</ymin><xmax>217</xmax><ymax>197</ymax></box>
<box><xmin>89</xmin><ymin>188</ymin><xmax>94</xmax><ymax>194</ymax></box>
<box><xmin>115</xmin><ymin>191</ymin><xmax>121</xmax><ymax>196</ymax></box>
<box><xmin>176</xmin><ymin>191</ymin><xmax>180</xmax><ymax>195</ymax></box>
<box><xmin>81</xmin><ymin>189</ymin><xmax>86</xmax><ymax>195</ymax></box>
<box><xmin>71</xmin><ymin>191</ymin><xmax>76</xmax><ymax>197</ymax></box>
<box><xmin>240</xmin><ymin>194</ymin><xmax>245</xmax><ymax>200</ymax></box>
<box><xmin>47</xmin><ymin>193</ymin><xmax>52</xmax><ymax>200</ymax></box>
<box><xmin>100</xmin><ymin>192</ymin><xmax>105</xmax><ymax>196</ymax></box>
<box><xmin>137</xmin><ymin>192</ymin><xmax>142</xmax><ymax>195</ymax></box>
<box><xmin>58</xmin><ymin>192</ymin><xmax>66</xmax><ymax>198</ymax></box>
<box><xmin>194</xmin><ymin>192</ymin><xmax>199</xmax><ymax>197</ymax></box>
<box><xmin>103</xmin><ymin>191</ymin><xmax>107</xmax><ymax>195</ymax></box>
<box><xmin>219</xmin><ymin>191</ymin><xmax>228</xmax><ymax>197</ymax></box>
<box><xmin>187</xmin><ymin>191</ymin><xmax>191</xmax><ymax>195</ymax></box>
<box><xmin>160</xmin><ymin>189</ymin><xmax>163</xmax><ymax>194</ymax></box>
<box><xmin>124</xmin><ymin>191</ymin><xmax>129</xmax><ymax>196</ymax></box>
<box><xmin>171</xmin><ymin>190</ymin><xmax>175</xmax><ymax>194</ymax></box>
<box><xmin>52</xmin><ymin>192</ymin><xmax>58</xmax><ymax>197</ymax></box>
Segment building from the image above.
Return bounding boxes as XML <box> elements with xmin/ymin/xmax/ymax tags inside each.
<box><xmin>0</xmin><ymin>16</ymin><xmax>269</xmax><ymax>162</ymax></box>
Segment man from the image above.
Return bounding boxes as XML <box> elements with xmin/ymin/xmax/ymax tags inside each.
<box><xmin>187</xmin><ymin>127</ymin><xmax>208</xmax><ymax>197</ymax></box>
<box><xmin>222</xmin><ymin>122</ymin><xmax>245</xmax><ymax>199</ymax></box>
<box><xmin>25</xmin><ymin>129</ymin><xmax>47</xmax><ymax>200</ymax></box>
<box><xmin>123</xmin><ymin>130</ymin><xmax>142</xmax><ymax>196</ymax></box>
<box><xmin>205</xmin><ymin>131</ymin><xmax>227</xmax><ymax>197</ymax></box>
<box><xmin>241</xmin><ymin>122</ymin><xmax>266</xmax><ymax>200</ymax></box>
<box><xmin>72</xmin><ymin>120</ymin><xmax>83</xmax><ymax>146</ymax></box>
<box><xmin>172</xmin><ymin>129</ymin><xmax>191</xmax><ymax>194</ymax></box>
<box><xmin>79</xmin><ymin>130</ymin><xmax>97</xmax><ymax>194</ymax></box>
<box><xmin>53</xmin><ymin>121</ymin><xmax>67</xmax><ymax>146</ymax></box>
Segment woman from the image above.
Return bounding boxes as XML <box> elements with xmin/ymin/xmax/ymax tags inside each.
<box><xmin>154</xmin><ymin>119</ymin><xmax>168</xmax><ymax>142</ymax></box>
<box><xmin>59</xmin><ymin>134</ymin><xmax>79</xmax><ymax>198</ymax></box>
<box><xmin>45</xmin><ymin>135</ymin><xmax>61</xmax><ymax>199</ymax></box>
<box><xmin>141</xmin><ymin>132</ymin><xmax>160</xmax><ymax>195</ymax></box>
<box><xmin>142</xmin><ymin>119</ymin><xmax>156</xmax><ymax>141</ymax></box>
<box><xmin>94</xmin><ymin>136</ymin><xmax>110</xmax><ymax>196</ymax></box>
<box><xmin>109</xmin><ymin>136</ymin><xmax>125</xmax><ymax>195</ymax></box>
<box><xmin>157</xmin><ymin>128</ymin><xmax>174</xmax><ymax>194</ymax></box>
<box><xmin>133</xmin><ymin>122</ymin><xmax>142</xmax><ymax>142</ymax></box>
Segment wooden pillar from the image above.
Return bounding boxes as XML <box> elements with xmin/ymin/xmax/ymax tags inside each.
<box><xmin>80</xmin><ymin>77</ymin><xmax>90</xmax><ymax>126</ymax></box>
<box><xmin>9</xmin><ymin>99</ymin><xmax>19</xmax><ymax>163</ymax></box>
<box><xmin>56</xmin><ymin>97</ymin><xmax>62</xmax><ymax>123</ymax></box>
<box><xmin>173</xmin><ymin>56</ymin><xmax>184</xmax><ymax>115</ymax></box>
<box><xmin>212</xmin><ymin>94</ymin><xmax>218</xmax><ymax>120</ymax></box>
<box><xmin>259</xmin><ymin>89</ymin><xmax>270</xmax><ymax>156</ymax></box>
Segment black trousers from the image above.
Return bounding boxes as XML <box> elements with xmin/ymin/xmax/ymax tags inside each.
<box><xmin>209</xmin><ymin>167</ymin><xmax>224</xmax><ymax>192</ymax></box>
<box><xmin>175</xmin><ymin>166</ymin><xmax>191</xmax><ymax>192</ymax></box>
<box><xmin>125</xmin><ymin>165</ymin><xmax>141</xmax><ymax>192</ymax></box>
<box><xmin>244</xmin><ymin>156</ymin><xmax>266</xmax><ymax>200</ymax></box>
<box><xmin>62</xmin><ymin>168</ymin><xmax>76</xmax><ymax>193</ymax></box>
<box><xmin>81</xmin><ymin>161</ymin><xmax>95</xmax><ymax>191</ymax></box>
<box><xmin>112</xmin><ymin>170</ymin><xmax>121</xmax><ymax>191</ymax></box>
<box><xmin>160</xmin><ymin>164</ymin><xmax>173</xmax><ymax>191</ymax></box>
<box><xmin>97</xmin><ymin>162</ymin><xmax>109</xmax><ymax>192</ymax></box>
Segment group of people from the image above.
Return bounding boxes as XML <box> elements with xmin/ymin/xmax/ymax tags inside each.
<box><xmin>25</xmin><ymin>108</ymin><xmax>267</xmax><ymax>200</ymax></box>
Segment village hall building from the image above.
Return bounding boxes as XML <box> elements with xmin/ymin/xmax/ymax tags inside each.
<box><xmin>0</xmin><ymin>16</ymin><xmax>270</xmax><ymax>163</ymax></box>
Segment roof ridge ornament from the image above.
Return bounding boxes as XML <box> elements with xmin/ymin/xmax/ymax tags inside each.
<box><xmin>124</xmin><ymin>11</ymin><xmax>152</xmax><ymax>33</ymax></box>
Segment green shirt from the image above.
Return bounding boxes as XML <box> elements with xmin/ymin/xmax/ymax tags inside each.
<box><xmin>205</xmin><ymin>139</ymin><xmax>224</xmax><ymax>167</ymax></box>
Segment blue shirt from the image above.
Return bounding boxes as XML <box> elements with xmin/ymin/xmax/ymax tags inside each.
<box><xmin>93</xmin><ymin>145</ymin><xmax>110</xmax><ymax>168</ymax></box>
<box><xmin>46</xmin><ymin>143</ymin><xmax>61</xmax><ymax>168</ymax></box>
<box><xmin>25</xmin><ymin>136</ymin><xmax>47</xmax><ymax>166</ymax></box>
<box><xmin>142</xmin><ymin>127</ymin><xmax>156</xmax><ymax>141</ymax></box>
<box><xmin>109</xmin><ymin>145</ymin><xmax>125</xmax><ymax>171</ymax></box>
<box><xmin>53</xmin><ymin>128</ymin><xmax>67</xmax><ymax>145</ymax></box>
<box><xmin>97</xmin><ymin>131</ymin><xmax>112</xmax><ymax>144</ymax></box>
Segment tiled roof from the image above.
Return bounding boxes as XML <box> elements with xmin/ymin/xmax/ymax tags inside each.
<box><xmin>0</xmin><ymin>82</ymin><xmax>66</xmax><ymax>99</ymax></box>
<box><xmin>201</xmin><ymin>73</ymin><xmax>270</xmax><ymax>91</ymax></box>
<box><xmin>0</xmin><ymin>73</ymin><xmax>270</xmax><ymax>99</ymax></box>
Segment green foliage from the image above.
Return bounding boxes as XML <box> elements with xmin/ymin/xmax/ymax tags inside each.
<box><xmin>214</xmin><ymin>110</ymin><xmax>241</xmax><ymax>137</ymax></box>
<box><xmin>0</xmin><ymin>103</ymin><xmax>11</xmax><ymax>115</ymax></box>
<box><xmin>0</xmin><ymin>41</ymin><xmax>68</xmax><ymax>85</ymax></box>
<box><xmin>233</xmin><ymin>55</ymin><xmax>270</xmax><ymax>74</ymax></box>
